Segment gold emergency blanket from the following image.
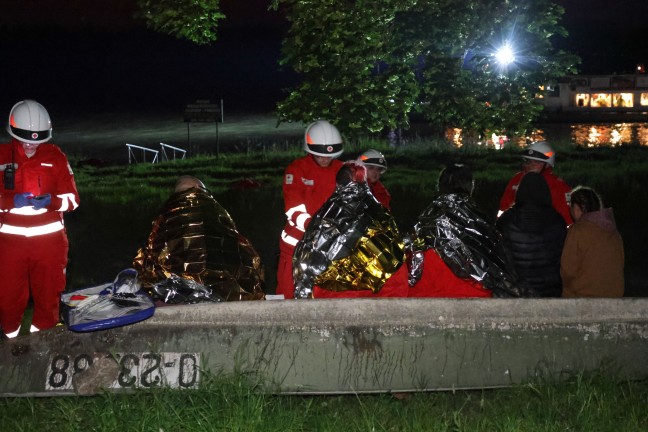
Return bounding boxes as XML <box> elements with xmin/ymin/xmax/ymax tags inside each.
<box><xmin>293</xmin><ymin>182</ymin><xmax>405</xmax><ymax>299</ymax></box>
<box><xmin>133</xmin><ymin>187</ymin><xmax>264</xmax><ymax>302</ymax></box>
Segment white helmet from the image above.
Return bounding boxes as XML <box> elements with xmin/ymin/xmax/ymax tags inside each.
<box><xmin>522</xmin><ymin>141</ymin><xmax>555</xmax><ymax>167</ymax></box>
<box><xmin>304</xmin><ymin>119</ymin><xmax>343</xmax><ymax>158</ymax></box>
<box><xmin>358</xmin><ymin>149</ymin><xmax>387</xmax><ymax>173</ymax></box>
<box><xmin>7</xmin><ymin>100</ymin><xmax>52</xmax><ymax>144</ymax></box>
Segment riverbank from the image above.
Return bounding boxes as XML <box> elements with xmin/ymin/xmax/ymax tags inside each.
<box><xmin>64</xmin><ymin>144</ymin><xmax>648</xmax><ymax>297</ymax></box>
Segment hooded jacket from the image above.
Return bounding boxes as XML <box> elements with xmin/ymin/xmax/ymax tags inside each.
<box><xmin>496</xmin><ymin>172</ymin><xmax>567</xmax><ymax>297</ymax></box>
<box><xmin>561</xmin><ymin>208</ymin><xmax>624</xmax><ymax>297</ymax></box>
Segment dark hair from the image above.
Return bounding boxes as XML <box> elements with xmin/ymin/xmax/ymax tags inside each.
<box><xmin>438</xmin><ymin>164</ymin><xmax>474</xmax><ymax>195</ymax></box>
<box><xmin>515</xmin><ymin>172</ymin><xmax>551</xmax><ymax>207</ymax></box>
<box><xmin>570</xmin><ymin>186</ymin><xmax>602</xmax><ymax>213</ymax></box>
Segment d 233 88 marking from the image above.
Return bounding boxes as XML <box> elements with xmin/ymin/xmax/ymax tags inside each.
<box><xmin>45</xmin><ymin>352</ymin><xmax>200</xmax><ymax>391</ymax></box>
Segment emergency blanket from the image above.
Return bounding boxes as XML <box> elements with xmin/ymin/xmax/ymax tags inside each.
<box><xmin>293</xmin><ymin>181</ymin><xmax>405</xmax><ymax>299</ymax></box>
<box><xmin>133</xmin><ymin>187</ymin><xmax>264</xmax><ymax>302</ymax></box>
<box><xmin>409</xmin><ymin>193</ymin><xmax>522</xmax><ymax>297</ymax></box>
<box><xmin>152</xmin><ymin>274</ymin><xmax>224</xmax><ymax>304</ymax></box>
<box><xmin>62</xmin><ymin>269</ymin><xmax>155</xmax><ymax>332</ymax></box>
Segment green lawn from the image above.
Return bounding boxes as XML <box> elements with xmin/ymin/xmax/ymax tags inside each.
<box><xmin>4</xmin><ymin>131</ymin><xmax>648</xmax><ymax>431</ymax></box>
<box><xmin>65</xmin><ymin>143</ymin><xmax>648</xmax><ymax>296</ymax></box>
<box><xmin>2</xmin><ymin>371</ymin><xmax>647</xmax><ymax>431</ymax></box>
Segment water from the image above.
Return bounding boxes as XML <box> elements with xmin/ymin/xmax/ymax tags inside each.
<box><xmin>433</xmin><ymin>122</ymin><xmax>648</xmax><ymax>148</ymax></box>
<box><xmin>537</xmin><ymin>122</ymin><xmax>648</xmax><ymax>147</ymax></box>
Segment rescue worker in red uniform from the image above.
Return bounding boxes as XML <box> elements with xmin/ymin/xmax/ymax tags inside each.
<box><xmin>357</xmin><ymin>149</ymin><xmax>391</xmax><ymax>210</ymax></box>
<box><xmin>498</xmin><ymin>141</ymin><xmax>573</xmax><ymax>225</ymax></box>
<box><xmin>276</xmin><ymin>119</ymin><xmax>343</xmax><ymax>299</ymax></box>
<box><xmin>0</xmin><ymin>100</ymin><xmax>80</xmax><ymax>338</ymax></box>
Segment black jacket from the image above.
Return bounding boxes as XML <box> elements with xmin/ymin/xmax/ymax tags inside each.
<box><xmin>496</xmin><ymin>172</ymin><xmax>567</xmax><ymax>297</ymax></box>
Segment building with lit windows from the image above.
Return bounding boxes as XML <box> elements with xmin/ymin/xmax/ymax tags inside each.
<box><xmin>538</xmin><ymin>74</ymin><xmax>648</xmax><ymax>121</ymax></box>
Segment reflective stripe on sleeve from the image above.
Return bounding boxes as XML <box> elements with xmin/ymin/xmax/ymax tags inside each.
<box><xmin>56</xmin><ymin>193</ymin><xmax>79</xmax><ymax>211</ymax></box>
<box><xmin>295</xmin><ymin>213</ymin><xmax>310</xmax><ymax>232</ymax></box>
<box><xmin>281</xmin><ymin>230</ymin><xmax>299</xmax><ymax>247</ymax></box>
<box><xmin>286</xmin><ymin>203</ymin><xmax>307</xmax><ymax>219</ymax></box>
<box><xmin>0</xmin><ymin>221</ymin><xmax>64</xmax><ymax>237</ymax></box>
<box><xmin>286</xmin><ymin>204</ymin><xmax>311</xmax><ymax>231</ymax></box>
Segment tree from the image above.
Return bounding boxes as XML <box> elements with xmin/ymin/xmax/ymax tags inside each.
<box><xmin>272</xmin><ymin>0</ymin><xmax>420</xmax><ymax>138</ymax></box>
<box><xmin>274</xmin><ymin>0</ymin><xmax>578</xmax><ymax>140</ymax></box>
<box><xmin>407</xmin><ymin>0</ymin><xmax>578</xmax><ymax>139</ymax></box>
<box><xmin>136</xmin><ymin>0</ymin><xmax>225</xmax><ymax>45</ymax></box>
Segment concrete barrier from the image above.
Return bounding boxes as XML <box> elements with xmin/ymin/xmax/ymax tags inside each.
<box><xmin>2</xmin><ymin>298</ymin><xmax>648</xmax><ymax>397</ymax></box>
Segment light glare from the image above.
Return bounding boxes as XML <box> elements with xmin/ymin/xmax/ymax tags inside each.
<box><xmin>495</xmin><ymin>44</ymin><xmax>515</xmax><ymax>66</ymax></box>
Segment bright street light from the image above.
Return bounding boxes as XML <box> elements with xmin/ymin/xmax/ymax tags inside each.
<box><xmin>495</xmin><ymin>43</ymin><xmax>515</xmax><ymax>66</ymax></box>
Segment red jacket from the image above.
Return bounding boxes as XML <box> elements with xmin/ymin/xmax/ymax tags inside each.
<box><xmin>369</xmin><ymin>180</ymin><xmax>391</xmax><ymax>210</ymax></box>
<box><xmin>280</xmin><ymin>155</ymin><xmax>342</xmax><ymax>248</ymax></box>
<box><xmin>0</xmin><ymin>139</ymin><xmax>79</xmax><ymax>235</ymax></box>
<box><xmin>499</xmin><ymin>168</ymin><xmax>572</xmax><ymax>225</ymax></box>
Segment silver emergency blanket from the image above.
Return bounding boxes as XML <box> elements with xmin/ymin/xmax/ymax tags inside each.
<box><xmin>409</xmin><ymin>193</ymin><xmax>522</xmax><ymax>297</ymax></box>
<box><xmin>152</xmin><ymin>274</ymin><xmax>224</xmax><ymax>304</ymax></box>
<box><xmin>133</xmin><ymin>187</ymin><xmax>265</xmax><ymax>302</ymax></box>
<box><xmin>293</xmin><ymin>181</ymin><xmax>405</xmax><ymax>299</ymax></box>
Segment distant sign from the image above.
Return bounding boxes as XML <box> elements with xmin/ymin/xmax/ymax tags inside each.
<box><xmin>183</xmin><ymin>99</ymin><xmax>222</xmax><ymax>123</ymax></box>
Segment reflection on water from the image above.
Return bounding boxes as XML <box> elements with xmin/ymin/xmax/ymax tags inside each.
<box><xmin>444</xmin><ymin>123</ymin><xmax>648</xmax><ymax>149</ymax></box>
<box><xmin>542</xmin><ymin>123</ymin><xmax>648</xmax><ymax>148</ymax></box>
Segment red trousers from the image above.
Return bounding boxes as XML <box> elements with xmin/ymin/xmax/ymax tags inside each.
<box><xmin>0</xmin><ymin>230</ymin><xmax>68</xmax><ymax>334</ymax></box>
<box><xmin>275</xmin><ymin>243</ymin><xmax>296</xmax><ymax>299</ymax></box>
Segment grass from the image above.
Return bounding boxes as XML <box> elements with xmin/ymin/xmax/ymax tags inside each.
<box><xmin>2</xmin><ymin>371</ymin><xmax>647</xmax><ymax>431</ymax></box>
<box><xmin>63</xmin><ymin>142</ymin><xmax>648</xmax><ymax>295</ymax></box>
<box><xmin>6</xmin><ymin>118</ymin><xmax>648</xmax><ymax>428</ymax></box>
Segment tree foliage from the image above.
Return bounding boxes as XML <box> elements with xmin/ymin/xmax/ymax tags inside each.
<box><xmin>273</xmin><ymin>0</ymin><xmax>579</xmax><ymax>140</ymax></box>
<box><xmin>272</xmin><ymin>0</ymin><xmax>420</xmax><ymax>138</ymax></box>
<box><xmin>136</xmin><ymin>0</ymin><xmax>225</xmax><ymax>45</ymax></box>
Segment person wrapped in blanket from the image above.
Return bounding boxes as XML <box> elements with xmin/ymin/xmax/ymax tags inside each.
<box><xmin>292</xmin><ymin>161</ymin><xmax>407</xmax><ymax>299</ymax></box>
<box><xmin>133</xmin><ymin>176</ymin><xmax>265</xmax><ymax>303</ymax></box>
<box><xmin>405</xmin><ymin>164</ymin><xmax>524</xmax><ymax>298</ymax></box>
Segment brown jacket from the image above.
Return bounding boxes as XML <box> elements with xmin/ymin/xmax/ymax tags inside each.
<box><xmin>561</xmin><ymin>208</ymin><xmax>624</xmax><ymax>297</ymax></box>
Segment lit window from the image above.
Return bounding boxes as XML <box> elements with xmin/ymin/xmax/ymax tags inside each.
<box><xmin>575</xmin><ymin>93</ymin><xmax>590</xmax><ymax>108</ymax></box>
<box><xmin>612</xmin><ymin>93</ymin><xmax>633</xmax><ymax>107</ymax></box>
<box><xmin>641</xmin><ymin>93</ymin><xmax>648</xmax><ymax>106</ymax></box>
<box><xmin>590</xmin><ymin>93</ymin><xmax>612</xmax><ymax>108</ymax></box>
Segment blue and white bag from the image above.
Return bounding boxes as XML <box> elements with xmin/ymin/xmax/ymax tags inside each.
<box><xmin>62</xmin><ymin>269</ymin><xmax>155</xmax><ymax>332</ymax></box>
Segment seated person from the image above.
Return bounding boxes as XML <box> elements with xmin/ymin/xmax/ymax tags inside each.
<box><xmin>496</xmin><ymin>172</ymin><xmax>566</xmax><ymax>297</ymax></box>
<box><xmin>292</xmin><ymin>162</ymin><xmax>406</xmax><ymax>299</ymax></box>
<box><xmin>133</xmin><ymin>176</ymin><xmax>265</xmax><ymax>303</ymax></box>
<box><xmin>561</xmin><ymin>186</ymin><xmax>624</xmax><ymax>298</ymax></box>
<box><xmin>406</xmin><ymin>164</ymin><xmax>521</xmax><ymax>298</ymax></box>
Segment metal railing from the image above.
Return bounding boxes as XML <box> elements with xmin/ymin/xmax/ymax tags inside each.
<box><xmin>160</xmin><ymin>143</ymin><xmax>187</xmax><ymax>161</ymax></box>
<box><xmin>126</xmin><ymin>144</ymin><xmax>159</xmax><ymax>164</ymax></box>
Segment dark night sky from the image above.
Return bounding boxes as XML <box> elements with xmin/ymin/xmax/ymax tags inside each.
<box><xmin>0</xmin><ymin>0</ymin><xmax>290</xmax><ymax>116</ymax></box>
<box><xmin>2</xmin><ymin>0</ymin><xmax>648</xmax><ymax>116</ymax></box>
<box><xmin>555</xmin><ymin>0</ymin><xmax>648</xmax><ymax>74</ymax></box>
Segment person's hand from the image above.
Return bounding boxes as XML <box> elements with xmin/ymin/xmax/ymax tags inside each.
<box><xmin>31</xmin><ymin>194</ymin><xmax>51</xmax><ymax>210</ymax></box>
<box><xmin>14</xmin><ymin>192</ymin><xmax>34</xmax><ymax>208</ymax></box>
